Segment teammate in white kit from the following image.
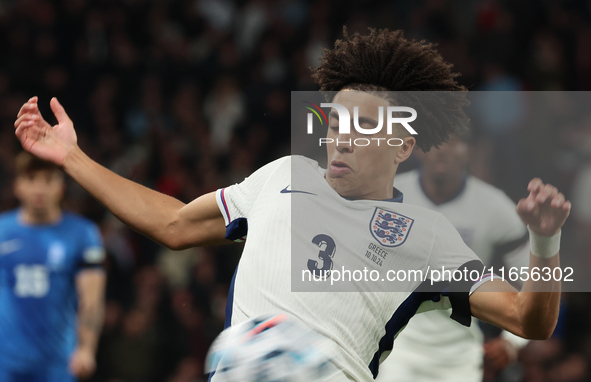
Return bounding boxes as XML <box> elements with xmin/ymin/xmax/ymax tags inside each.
<box><xmin>14</xmin><ymin>29</ymin><xmax>570</xmax><ymax>381</ymax></box>
<box><xmin>377</xmin><ymin>134</ymin><xmax>530</xmax><ymax>382</ymax></box>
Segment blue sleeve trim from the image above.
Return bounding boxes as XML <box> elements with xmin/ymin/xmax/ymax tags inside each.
<box><xmin>224</xmin><ymin>265</ymin><xmax>238</xmax><ymax>329</ymax></box>
<box><xmin>368</xmin><ymin>281</ymin><xmax>445</xmax><ymax>378</ymax></box>
<box><xmin>225</xmin><ymin>218</ymin><xmax>248</xmax><ymax>241</ymax></box>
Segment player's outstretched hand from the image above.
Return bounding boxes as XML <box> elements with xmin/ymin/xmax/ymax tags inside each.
<box><xmin>69</xmin><ymin>347</ymin><xmax>96</xmax><ymax>379</ymax></box>
<box><xmin>516</xmin><ymin>178</ymin><xmax>571</xmax><ymax>236</ymax></box>
<box><xmin>14</xmin><ymin>96</ymin><xmax>77</xmax><ymax>167</ymax></box>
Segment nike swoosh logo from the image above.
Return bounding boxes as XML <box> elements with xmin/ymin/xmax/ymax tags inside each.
<box><xmin>0</xmin><ymin>239</ymin><xmax>23</xmax><ymax>255</ymax></box>
<box><xmin>280</xmin><ymin>185</ymin><xmax>316</xmax><ymax>196</ymax></box>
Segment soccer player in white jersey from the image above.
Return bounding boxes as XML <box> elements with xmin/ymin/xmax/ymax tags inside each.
<box><xmin>376</xmin><ymin>134</ymin><xmax>530</xmax><ymax>382</ymax></box>
<box><xmin>14</xmin><ymin>29</ymin><xmax>570</xmax><ymax>381</ymax></box>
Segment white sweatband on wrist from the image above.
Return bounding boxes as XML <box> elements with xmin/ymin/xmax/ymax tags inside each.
<box><xmin>528</xmin><ymin>225</ymin><xmax>561</xmax><ymax>258</ymax></box>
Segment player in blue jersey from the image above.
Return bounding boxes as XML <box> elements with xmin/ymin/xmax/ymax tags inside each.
<box><xmin>0</xmin><ymin>152</ymin><xmax>106</xmax><ymax>382</ymax></box>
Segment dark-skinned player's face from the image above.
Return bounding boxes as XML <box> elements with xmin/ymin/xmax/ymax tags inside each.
<box><xmin>325</xmin><ymin>91</ymin><xmax>415</xmax><ymax>200</ymax></box>
<box><xmin>14</xmin><ymin>170</ymin><xmax>65</xmax><ymax>213</ymax></box>
<box><xmin>418</xmin><ymin>135</ymin><xmax>469</xmax><ymax>183</ymax></box>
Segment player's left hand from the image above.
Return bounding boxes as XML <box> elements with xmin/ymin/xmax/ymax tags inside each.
<box><xmin>484</xmin><ymin>337</ymin><xmax>517</xmax><ymax>370</ymax></box>
<box><xmin>516</xmin><ymin>178</ymin><xmax>571</xmax><ymax>236</ymax></box>
<box><xmin>69</xmin><ymin>347</ymin><xmax>96</xmax><ymax>379</ymax></box>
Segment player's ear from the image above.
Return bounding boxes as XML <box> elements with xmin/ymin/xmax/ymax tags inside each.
<box><xmin>394</xmin><ymin>136</ymin><xmax>416</xmax><ymax>165</ymax></box>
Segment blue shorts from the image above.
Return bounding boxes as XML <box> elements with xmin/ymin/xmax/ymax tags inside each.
<box><xmin>0</xmin><ymin>366</ymin><xmax>75</xmax><ymax>382</ymax></box>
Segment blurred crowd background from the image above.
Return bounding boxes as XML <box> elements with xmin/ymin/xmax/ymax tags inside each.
<box><xmin>2</xmin><ymin>0</ymin><xmax>591</xmax><ymax>381</ymax></box>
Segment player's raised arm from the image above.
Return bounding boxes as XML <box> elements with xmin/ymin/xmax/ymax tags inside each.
<box><xmin>469</xmin><ymin>179</ymin><xmax>570</xmax><ymax>340</ymax></box>
<box><xmin>14</xmin><ymin>97</ymin><xmax>228</xmax><ymax>249</ymax></box>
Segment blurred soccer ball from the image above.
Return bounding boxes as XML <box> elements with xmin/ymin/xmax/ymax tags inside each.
<box><xmin>206</xmin><ymin>314</ymin><xmax>336</xmax><ymax>382</ymax></box>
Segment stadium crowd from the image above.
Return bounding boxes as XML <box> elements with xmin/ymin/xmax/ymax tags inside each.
<box><xmin>1</xmin><ymin>0</ymin><xmax>591</xmax><ymax>381</ymax></box>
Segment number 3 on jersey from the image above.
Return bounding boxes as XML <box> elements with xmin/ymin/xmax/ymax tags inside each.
<box><xmin>307</xmin><ymin>234</ymin><xmax>336</xmax><ymax>277</ymax></box>
<box><xmin>14</xmin><ymin>264</ymin><xmax>50</xmax><ymax>298</ymax></box>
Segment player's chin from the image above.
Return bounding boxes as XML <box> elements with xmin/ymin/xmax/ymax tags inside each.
<box><xmin>429</xmin><ymin>166</ymin><xmax>452</xmax><ymax>180</ymax></box>
<box><xmin>327</xmin><ymin>178</ymin><xmax>357</xmax><ymax>198</ymax></box>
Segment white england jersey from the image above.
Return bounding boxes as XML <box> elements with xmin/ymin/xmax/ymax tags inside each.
<box><xmin>214</xmin><ymin>157</ymin><xmax>488</xmax><ymax>381</ymax></box>
<box><xmin>377</xmin><ymin>169</ymin><xmax>529</xmax><ymax>382</ymax></box>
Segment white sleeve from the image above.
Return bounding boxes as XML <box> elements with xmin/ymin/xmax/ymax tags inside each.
<box><xmin>428</xmin><ymin>214</ymin><xmax>482</xmax><ymax>273</ymax></box>
<box><xmin>490</xmin><ymin>192</ymin><xmax>529</xmax><ymax>267</ymax></box>
<box><xmin>492</xmin><ymin>192</ymin><xmax>528</xmax><ymax>242</ymax></box>
<box><xmin>427</xmin><ymin>214</ymin><xmax>486</xmax><ymax>327</ymax></box>
<box><xmin>215</xmin><ymin>157</ymin><xmax>287</xmax><ymax>242</ymax></box>
<box><xmin>501</xmin><ymin>330</ymin><xmax>529</xmax><ymax>349</ymax></box>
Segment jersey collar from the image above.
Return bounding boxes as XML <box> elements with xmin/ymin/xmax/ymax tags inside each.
<box><xmin>343</xmin><ymin>187</ymin><xmax>404</xmax><ymax>203</ymax></box>
<box><xmin>384</xmin><ymin>187</ymin><xmax>404</xmax><ymax>203</ymax></box>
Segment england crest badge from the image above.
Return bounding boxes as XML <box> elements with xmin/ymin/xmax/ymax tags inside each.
<box><xmin>370</xmin><ymin>208</ymin><xmax>414</xmax><ymax>247</ymax></box>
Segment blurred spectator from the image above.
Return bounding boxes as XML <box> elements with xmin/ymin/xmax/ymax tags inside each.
<box><xmin>204</xmin><ymin>76</ymin><xmax>245</xmax><ymax>153</ymax></box>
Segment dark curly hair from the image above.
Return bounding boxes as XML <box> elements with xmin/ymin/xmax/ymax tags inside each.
<box><xmin>312</xmin><ymin>28</ymin><xmax>469</xmax><ymax>152</ymax></box>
